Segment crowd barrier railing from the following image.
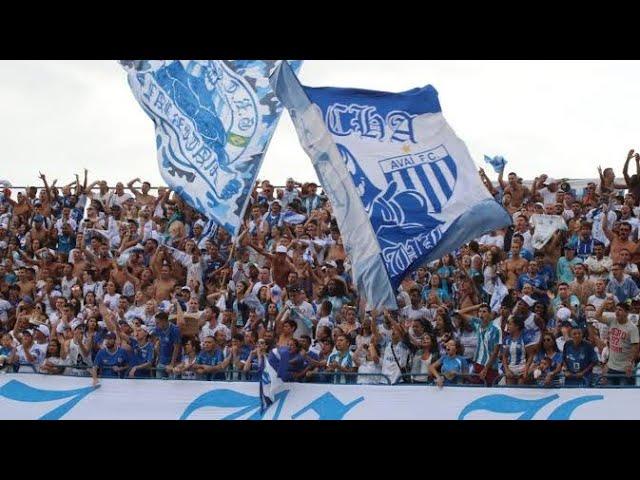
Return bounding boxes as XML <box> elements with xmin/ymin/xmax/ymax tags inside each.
<box><xmin>398</xmin><ymin>372</ymin><xmax>489</xmax><ymax>387</ymax></box>
<box><xmin>6</xmin><ymin>363</ymin><xmax>640</xmax><ymax>388</ymax></box>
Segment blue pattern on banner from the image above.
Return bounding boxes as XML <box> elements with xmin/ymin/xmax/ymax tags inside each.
<box><xmin>458</xmin><ymin>394</ymin><xmax>559</xmax><ymax>420</ymax></box>
<box><xmin>458</xmin><ymin>393</ymin><xmax>604</xmax><ymax>420</ymax></box>
<box><xmin>547</xmin><ymin>395</ymin><xmax>603</xmax><ymax>420</ymax></box>
<box><xmin>0</xmin><ymin>379</ymin><xmax>98</xmax><ymax>420</ymax></box>
<box><xmin>291</xmin><ymin>392</ymin><xmax>364</xmax><ymax>420</ymax></box>
<box><xmin>121</xmin><ymin>60</ymin><xmax>302</xmax><ymax>235</ymax></box>
<box><xmin>180</xmin><ymin>388</ymin><xmax>289</xmax><ymax>420</ymax></box>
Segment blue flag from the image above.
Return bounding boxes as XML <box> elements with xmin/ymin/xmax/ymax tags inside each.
<box><xmin>270</xmin><ymin>62</ymin><xmax>512</xmax><ymax>310</ymax></box>
<box><xmin>120</xmin><ymin>60</ymin><xmax>302</xmax><ymax>235</ymax></box>
<box><xmin>483</xmin><ymin>155</ymin><xmax>507</xmax><ymax>173</ymax></box>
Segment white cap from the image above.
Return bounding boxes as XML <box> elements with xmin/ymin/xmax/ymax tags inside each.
<box><xmin>521</xmin><ymin>295</ymin><xmax>536</xmax><ymax>307</ymax></box>
<box><xmin>276</xmin><ymin>245</ymin><xmax>288</xmax><ymax>254</ymax></box>
<box><xmin>36</xmin><ymin>325</ymin><xmax>50</xmax><ymax>338</ymax></box>
<box><xmin>194</xmin><ymin>220</ymin><xmax>206</xmax><ymax>228</ymax></box>
<box><xmin>556</xmin><ymin>307</ymin><xmax>572</xmax><ymax>322</ymax></box>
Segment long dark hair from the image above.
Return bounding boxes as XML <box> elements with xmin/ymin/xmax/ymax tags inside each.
<box><xmin>46</xmin><ymin>339</ymin><xmax>61</xmax><ymax>358</ymax></box>
<box><xmin>538</xmin><ymin>330</ymin><xmax>559</xmax><ymax>354</ymax></box>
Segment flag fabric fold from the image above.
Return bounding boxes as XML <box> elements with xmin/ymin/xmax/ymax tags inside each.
<box><xmin>270</xmin><ymin>62</ymin><xmax>512</xmax><ymax>310</ymax></box>
<box><xmin>120</xmin><ymin>60</ymin><xmax>302</xmax><ymax>235</ymax></box>
<box><xmin>259</xmin><ymin>348</ymin><xmax>284</xmax><ymax>412</ymax></box>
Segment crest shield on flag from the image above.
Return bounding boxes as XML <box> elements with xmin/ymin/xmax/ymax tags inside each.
<box><xmin>271</xmin><ymin>62</ymin><xmax>512</xmax><ymax>309</ymax></box>
<box><xmin>120</xmin><ymin>60</ymin><xmax>302</xmax><ymax>235</ymax></box>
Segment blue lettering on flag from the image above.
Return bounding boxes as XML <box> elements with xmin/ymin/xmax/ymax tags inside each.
<box><xmin>271</xmin><ymin>61</ymin><xmax>511</xmax><ymax>308</ymax></box>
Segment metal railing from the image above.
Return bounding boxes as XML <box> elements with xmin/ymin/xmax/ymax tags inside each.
<box><xmin>304</xmin><ymin>372</ymin><xmax>392</xmax><ymax>385</ymax></box>
<box><xmin>7</xmin><ymin>362</ymin><xmax>640</xmax><ymax>389</ymax></box>
<box><xmin>399</xmin><ymin>372</ymin><xmax>489</xmax><ymax>387</ymax></box>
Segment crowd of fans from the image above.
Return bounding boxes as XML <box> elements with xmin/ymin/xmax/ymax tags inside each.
<box><xmin>2</xmin><ymin>149</ymin><xmax>640</xmax><ymax>388</ymax></box>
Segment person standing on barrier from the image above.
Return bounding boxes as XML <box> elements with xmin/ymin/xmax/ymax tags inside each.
<box><xmin>562</xmin><ymin>325</ymin><xmax>598</xmax><ymax>387</ymax></box>
<box><xmin>594</xmin><ymin>302</ymin><xmax>639</xmax><ymax>386</ymax></box>
<box><xmin>453</xmin><ymin>304</ymin><xmax>502</xmax><ymax>386</ymax></box>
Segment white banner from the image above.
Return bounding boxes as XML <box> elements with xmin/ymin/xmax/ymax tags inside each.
<box><xmin>0</xmin><ymin>373</ymin><xmax>635</xmax><ymax>420</ymax></box>
<box><xmin>531</xmin><ymin>214</ymin><xmax>567</xmax><ymax>250</ymax></box>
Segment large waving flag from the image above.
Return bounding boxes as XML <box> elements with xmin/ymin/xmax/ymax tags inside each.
<box><xmin>271</xmin><ymin>62</ymin><xmax>511</xmax><ymax>310</ymax></box>
<box><xmin>120</xmin><ymin>60</ymin><xmax>302</xmax><ymax>235</ymax></box>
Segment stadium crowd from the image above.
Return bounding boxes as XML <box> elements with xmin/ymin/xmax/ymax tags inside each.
<box><xmin>2</xmin><ymin>149</ymin><xmax>640</xmax><ymax>388</ymax></box>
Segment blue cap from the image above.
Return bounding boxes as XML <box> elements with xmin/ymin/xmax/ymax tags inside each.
<box><xmin>33</xmin><ymin>214</ymin><xmax>44</xmax><ymax>223</ymax></box>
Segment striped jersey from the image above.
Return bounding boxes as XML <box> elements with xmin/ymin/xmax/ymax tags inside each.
<box><xmin>470</xmin><ymin>317</ymin><xmax>502</xmax><ymax>369</ymax></box>
<box><xmin>503</xmin><ymin>334</ymin><xmax>527</xmax><ymax>369</ymax></box>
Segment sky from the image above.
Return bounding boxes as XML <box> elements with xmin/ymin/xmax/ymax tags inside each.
<box><xmin>1</xmin><ymin>60</ymin><xmax>639</xmax><ymax>188</ymax></box>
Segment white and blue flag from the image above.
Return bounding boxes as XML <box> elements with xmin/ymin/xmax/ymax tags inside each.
<box><xmin>259</xmin><ymin>348</ymin><xmax>285</xmax><ymax>412</ymax></box>
<box><xmin>484</xmin><ymin>155</ymin><xmax>507</xmax><ymax>173</ymax></box>
<box><xmin>120</xmin><ymin>60</ymin><xmax>302</xmax><ymax>235</ymax></box>
<box><xmin>271</xmin><ymin>62</ymin><xmax>512</xmax><ymax>310</ymax></box>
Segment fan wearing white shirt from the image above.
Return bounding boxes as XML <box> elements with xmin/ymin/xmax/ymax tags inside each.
<box><xmin>478</xmin><ymin>231</ymin><xmax>504</xmax><ymax>251</ymax></box>
<box><xmin>400</xmin><ymin>288</ymin><xmax>430</xmax><ymax>326</ymax></box>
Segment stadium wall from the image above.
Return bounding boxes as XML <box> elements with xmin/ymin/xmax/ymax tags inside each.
<box><xmin>0</xmin><ymin>374</ymin><xmax>633</xmax><ymax>420</ymax></box>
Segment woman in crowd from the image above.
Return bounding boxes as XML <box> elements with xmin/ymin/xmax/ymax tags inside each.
<box><xmin>502</xmin><ymin>316</ymin><xmax>529</xmax><ymax>385</ymax></box>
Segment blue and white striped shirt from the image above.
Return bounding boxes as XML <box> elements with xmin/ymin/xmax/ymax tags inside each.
<box><xmin>503</xmin><ymin>334</ymin><xmax>527</xmax><ymax>369</ymax></box>
<box><xmin>471</xmin><ymin>318</ymin><xmax>502</xmax><ymax>369</ymax></box>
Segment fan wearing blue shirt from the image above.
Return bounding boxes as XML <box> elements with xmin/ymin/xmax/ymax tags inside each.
<box><xmin>429</xmin><ymin>339</ymin><xmax>468</xmax><ymax>387</ymax></box>
<box><xmin>517</xmin><ymin>261</ymin><xmax>548</xmax><ymax>304</ymax></box>
<box><xmin>562</xmin><ymin>326</ymin><xmax>598</xmax><ymax>386</ymax></box>
<box><xmin>194</xmin><ymin>335</ymin><xmax>230</xmax><ymax>380</ymax></box>
<box><xmin>94</xmin><ymin>332</ymin><xmax>129</xmax><ymax>378</ymax></box>
<box><xmin>126</xmin><ymin>327</ymin><xmax>155</xmax><ymax>378</ymax></box>
<box><xmin>556</xmin><ymin>246</ymin><xmax>582</xmax><ymax>284</ymax></box>
<box><xmin>528</xmin><ymin>332</ymin><xmax>563</xmax><ymax>386</ymax></box>
<box><xmin>151</xmin><ymin>312</ymin><xmax>181</xmax><ymax>379</ymax></box>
